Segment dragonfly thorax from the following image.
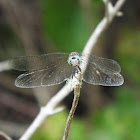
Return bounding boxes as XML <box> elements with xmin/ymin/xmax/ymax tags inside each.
<box><xmin>68</xmin><ymin>52</ymin><xmax>82</xmax><ymax>67</ymax></box>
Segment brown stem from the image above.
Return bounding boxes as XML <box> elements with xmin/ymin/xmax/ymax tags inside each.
<box><xmin>62</xmin><ymin>73</ymin><xmax>82</xmax><ymax>140</ymax></box>
<box><xmin>62</xmin><ymin>93</ymin><xmax>80</xmax><ymax>140</ymax></box>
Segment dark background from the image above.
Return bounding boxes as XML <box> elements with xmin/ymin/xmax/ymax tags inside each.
<box><xmin>0</xmin><ymin>0</ymin><xmax>140</xmax><ymax>140</ymax></box>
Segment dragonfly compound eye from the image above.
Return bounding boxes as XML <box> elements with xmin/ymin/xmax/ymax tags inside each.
<box><xmin>67</xmin><ymin>55</ymin><xmax>82</xmax><ymax>66</ymax></box>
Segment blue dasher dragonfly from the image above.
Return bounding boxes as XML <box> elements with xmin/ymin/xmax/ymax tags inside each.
<box><xmin>11</xmin><ymin>52</ymin><xmax>124</xmax><ymax>88</ymax></box>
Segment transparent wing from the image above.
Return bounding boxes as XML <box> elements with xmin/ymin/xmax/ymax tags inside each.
<box><xmin>12</xmin><ymin>53</ymin><xmax>73</xmax><ymax>88</ymax></box>
<box><xmin>82</xmin><ymin>54</ymin><xmax>121</xmax><ymax>74</ymax></box>
<box><xmin>10</xmin><ymin>53</ymin><xmax>69</xmax><ymax>71</ymax></box>
<box><xmin>82</xmin><ymin>54</ymin><xmax>124</xmax><ymax>86</ymax></box>
<box><xmin>15</xmin><ymin>62</ymin><xmax>72</xmax><ymax>88</ymax></box>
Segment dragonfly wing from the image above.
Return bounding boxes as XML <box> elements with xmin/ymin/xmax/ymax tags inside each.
<box><xmin>15</xmin><ymin>61</ymin><xmax>72</xmax><ymax>88</ymax></box>
<box><xmin>82</xmin><ymin>55</ymin><xmax>124</xmax><ymax>86</ymax></box>
<box><xmin>41</xmin><ymin>61</ymin><xmax>72</xmax><ymax>86</ymax></box>
<box><xmin>10</xmin><ymin>53</ymin><xmax>69</xmax><ymax>71</ymax></box>
<box><xmin>83</xmin><ymin>65</ymin><xmax>124</xmax><ymax>86</ymax></box>
<box><xmin>82</xmin><ymin>54</ymin><xmax>121</xmax><ymax>74</ymax></box>
<box><xmin>15</xmin><ymin>71</ymin><xmax>46</xmax><ymax>88</ymax></box>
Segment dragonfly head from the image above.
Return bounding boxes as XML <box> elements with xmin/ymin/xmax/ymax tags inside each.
<box><xmin>68</xmin><ymin>52</ymin><xmax>82</xmax><ymax>67</ymax></box>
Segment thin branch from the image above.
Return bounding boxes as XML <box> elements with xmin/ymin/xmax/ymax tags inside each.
<box><xmin>62</xmin><ymin>73</ymin><xmax>82</xmax><ymax>140</ymax></box>
<box><xmin>103</xmin><ymin>0</ymin><xmax>110</xmax><ymax>20</ymax></box>
<box><xmin>83</xmin><ymin>0</ymin><xmax>126</xmax><ymax>55</ymax></box>
<box><xmin>19</xmin><ymin>0</ymin><xmax>126</xmax><ymax>140</ymax></box>
<box><xmin>62</xmin><ymin>94</ymin><xmax>80</xmax><ymax>140</ymax></box>
<box><xmin>0</xmin><ymin>131</ymin><xmax>12</xmax><ymax>140</ymax></box>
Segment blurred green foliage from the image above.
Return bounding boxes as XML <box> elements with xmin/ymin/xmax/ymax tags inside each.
<box><xmin>41</xmin><ymin>0</ymin><xmax>89</xmax><ymax>52</ymax></box>
<box><xmin>116</xmin><ymin>27</ymin><xmax>140</xmax><ymax>85</ymax></box>
<box><xmin>90</xmin><ymin>87</ymin><xmax>140</xmax><ymax>140</ymax></box>
<box><xmin>41</xmin><ymin>0</ymin><xmax>103</xmax><ymax>52</ymax></box>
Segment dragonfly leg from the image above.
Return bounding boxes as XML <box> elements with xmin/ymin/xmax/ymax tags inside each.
<box><xmin>72</xmin><ymin>66</ymin><xmax>81</xmax><ymax>79</ymax></box>
<box><xmin>71</xmin><ymin>69</ymin><xmax>76</xmax><ymax>79</ymax></box>
<box><xmin>78</xmin><ymin>66</ymin><xmax>81</xmax><ymax>72</ymax></box>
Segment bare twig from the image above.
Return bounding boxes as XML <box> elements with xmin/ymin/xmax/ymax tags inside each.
<box><xmin>0</xmin><ymin>131</ymin><xmax>12</xmax><ymax>140</ymax></box>
<box><xmin>103</xmin><ymin>0</ymin><xmax>110</xmax><ymax>20</ymax></box>
<box><xmin>83</xmin><ymin>0</ymin><xmax>126</xmax><ymax>55</ymax></box>
<box><xmin>19</xmin><ymin>0</ymin><xmax>126</xmax><ymax>140</ymax></box>
<box><xmin>62</xmin><ymin>73</ymin><xmax>82</xmax><ymax>140</ymax></box>
<box><xmin>62</xmin><ymin>94</ymin><xmax>80</xmax><ymax>140</ymax></box>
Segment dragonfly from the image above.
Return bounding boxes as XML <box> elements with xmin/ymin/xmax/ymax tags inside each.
<box><xmin>11</xmin><ymin>52</ymin><xmax>124</xmax><ymax>88</ymax></box>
